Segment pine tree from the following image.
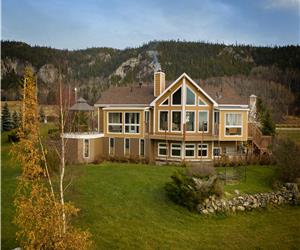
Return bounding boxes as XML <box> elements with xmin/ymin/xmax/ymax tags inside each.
<box><xmin>12</xmin><ymin>111</ymin><xmax>20</xmax><ymax>129</ymax></box>
<box><xmin>256</xmin><ymin>97</ymin><xmax>275</xmax><ymax>136</ymax></box>
<box><xmin>2</xmin><ymin>103</ymin><xmax>13</xmax><ymax>131</ymax></box>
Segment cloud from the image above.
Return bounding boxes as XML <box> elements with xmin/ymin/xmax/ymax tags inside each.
<box><xmin>263</xmin><ymin>0</ymin><xmax>300</xmax><ymax>10</ymax></box>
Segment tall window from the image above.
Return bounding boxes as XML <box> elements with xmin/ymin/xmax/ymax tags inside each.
<box><xmin>185</xmin><ymin>144</ymin><xmax>195</xmax><ymax>158</ymax></box>
<box><xmin>199</xmin><ymin>111</ymin><xmax>208</xmax><ymax>132</ymax></box>
<box><xmin>124</xmin><ymin>138</ymin><xmax>130</xmax><ymax>156</ymax></box>
<box><xmin>198</xmin><ymin>144</ymin><xmax>208</xmax><ymax>158</ymax></box>
<box><xmin>186</xmin><ymin>111</ymin><xmax>195</xmax><ymax>132</ymax></box>
<box><xmin>158</xmin><ymin>143</ymin><xmax>168</xmax><ymax>156</ymax></box>
<box><xmin>109</xmin><ymin>137</ymin><xmax>115</xmax><ymax>155</ymax></box>
<box><xmin>172</xmin><ymin>87</ymin><xmax>182</xmax><ymax>105</ymax></box>
<box><xmin>125</xmin><ymin>112</ymin><xmax>140</xmax><ymax>134</ymax></box>
<box><xmin>186</xmin><ymin>87</ymin><xmax>196</xmax><ymax>105</ymax></box>
<box><xmin>171</xmin><ymin>143</ymin><xmax>181</xmax><ymax>157</ymax></box>
<box><xmin>225</xmin><ymin>113</ymin><xmax>242</xmax><ymax>136</ymax></box>
<box><xmin>108</xmin><ymin>112</ymin><xmax>122</xmax><ymax>133</ymax></box>
<box><xmin>172</xmin><ymin>111</ymin><xmax>181</xmax><ymax>132</ymax></box>
<box><xmin>140</xmin><ymin>139</ymin><xmax>145</xmax><ymax>157</ymax></box>
<box><xmin>159</xmin><ymin>111</ymin><xmax>168</xmax><ymax>131</ymax></box>
<box><xmin>213</xmin><ymin>147</ymin><xmax>221</xmax><ymax>157</ymax></box>
<box><xmin>145</xmin><ymin>111</ymin><xmax>150</xmax><ymax>133</ymax></box>
<box><xmin>84</xmin><ymin>139</ymin><xmax>89</xmax><ymax>158</ymax></box>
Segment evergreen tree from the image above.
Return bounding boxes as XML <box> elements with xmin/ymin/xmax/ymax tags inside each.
<box><xmin>12</xmin><ymin>111</ymin><xmax>20</xmax><ymax>129</ymax></box>
<box><xmin>2</xmin><ymin>103</ymin><xmax>13</xmax><ymax>131</ymax></box>
<box><xmin>256</xmin><ymin>97</ymin><xmax>275</xmax><ymax>136</ymax></box>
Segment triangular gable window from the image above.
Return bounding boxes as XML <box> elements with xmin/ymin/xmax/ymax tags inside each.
<box><xmin>186</xmin><ymin>86</ymin><xmax>196</xmax><ymax>105</ymax></box>
<box><xmin>172</xmin><ymin>87</ymin><xmax>182</xmax><ymax>105</ymax></box>
<box><xmin>198</xmin><ymin>97</ymin><xmax>207</xmax><ymax>106</ymax></box>
<box><xmin>161</xmin><ymin>98</ymin><xmax>169</xmax><ymax>106</ymax></box>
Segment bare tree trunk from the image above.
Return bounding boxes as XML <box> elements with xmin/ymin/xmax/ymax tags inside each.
<box><xmin>59</xmin><ymin>72</ymin><xmax>66</xmax><ymax>234</ymax></box>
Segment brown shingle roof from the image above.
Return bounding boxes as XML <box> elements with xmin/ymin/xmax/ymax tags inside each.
<box><xmin>95</xmin><ymin>79</ymin><xmax>248</xmax><ymax>106</ymax></box>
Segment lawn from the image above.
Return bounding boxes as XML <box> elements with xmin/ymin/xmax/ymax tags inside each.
<box><xmin>2</xmin><ymin>127</ymin><xmax>300</xmax><ymax>249</ymax></box>
<box><xmin>276</xmin><ymin>128</ymin><xmax>300</xmax><ymax>144</ymax></box>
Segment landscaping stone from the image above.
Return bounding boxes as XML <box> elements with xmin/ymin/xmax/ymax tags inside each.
<box><xmin>197</xmin><ymin>183</ymin><xmax>300</xmax><ymax>214</ymax></box>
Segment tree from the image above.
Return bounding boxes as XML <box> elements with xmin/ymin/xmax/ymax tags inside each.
<box><xmin>39</xmin><ymin>107</ymin><xmax>46</xmax><ymax>123</ymax></box>
<box><xmin>12</xmin><ymin>67</ymin><xmax>92</xmax><ymax>249</ymax></box>
<box><xmin>12</xmin><ymin>110</ymin><xmax>20</xmax><ymax>129</ymax></box>
<box><xmin>256</xmin><ymin>97</ymin><xmax>276</xmax><ymax>136</ymax></box>
<box><xmin>2</xmin><ymin>103</ymin><xmax>13</xmax><ymax>131</ymax></box>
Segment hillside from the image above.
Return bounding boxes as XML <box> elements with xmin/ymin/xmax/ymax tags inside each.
<box><xmin>1</xmin><ymin>40</ymin><xmax>300</xmax><ymax>119</ymax></box>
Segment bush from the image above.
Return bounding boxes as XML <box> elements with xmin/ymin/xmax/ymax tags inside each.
<box><xmin>165</xmin><ymin>170</ymin><xmax>223</xmax><ymax>210</ymax></box>
<box><xmin>8</xmin><ymin>130</ymin><xmax>20</xmax><ymax>142</ymax></box>
<box><xmin>272</xmin><ymin>138</ymin><xmax>300</xmax><ymax>182</ymax></box>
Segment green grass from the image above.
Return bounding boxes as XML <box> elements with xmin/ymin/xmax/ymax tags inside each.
<box><xmin>277</xmin><ymin>129</ymin><xmax>300</xmax><ymax>144</ymax></box>
<box><xmin>2</xmin><ymin>126</ymin><xmax>300</xmax><ymax>249</ymax></box>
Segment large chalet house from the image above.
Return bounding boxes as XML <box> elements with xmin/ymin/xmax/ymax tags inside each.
<box><xmin>64</xmin><ymin>71</ymin><xmax>270</xmax><ymax>164</ymax></box>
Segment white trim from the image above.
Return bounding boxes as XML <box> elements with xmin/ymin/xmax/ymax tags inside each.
<box><xmin>97</xmin><ymin>108</ymin><xmax>100</xmax><ymax>132</ymax></box>
<box><xmin>144</xmin><ymin>110</ymin><xmax>150</xmax><ymax>134</ymax></box>
<box><xmin>198</xmin><ymin>110</ymin><xmax>209</xmax><ymax>133</ymax></box>
<box><xmin>150</xmin><ymin>73</ymin><xmax>218</xmax><ymax>106</ymax></box>
<box><xmin>103</xmin><ymin>107</ymin><xmax>148</xmax><ymax>110</ymax></box>
<box><xmin>197</xmin><ymin>143</ymin><xmax>208</xmax><ymax>158</ymax></box>
<box><xmin>198</xmin><ymin>96</ymin><xmax>208</xmax><ymax>106</ymax></box>
<box><xmin>171</xmin><ymin>143</ymin><xmax>182</xmax><ymax>158</ymax></box>
<box><xmin>124</xmin><ymin>112</ymin><xmax>140</xmax><ymax>134</ymax></box>
<box><xmin>95</xmin><ymin>104</ymin><xmax>149</xmax><ymax>108</ymax></box>
<box><xmin>158</xmin><ymin>110</ymin><xmax>169</xmax><ymax>132</ymax></box>
<box><xmin>171</xmin><ymin>110</ymin><xmax>182</xmax><ymax>133</ymax></box>
<box><xmin>107</xmin><ymin>112</ymin><xmax>123</xmax><ymax>134</ymax></box>
<box><xmin>184</xmin><ymin>144</ymin><xmax>195</xmax><ymax>158</ymax></box>
<box><xmin>224</xmin><ymin>112</ymin><xmax>243</xmax><ymax>137</ymax></box>
<box><xmin>159</xmin><ymin>97</ymin><xmax>169</xmax><ymax>106</ymax></box>
<box><xmin>158</xmin><ymin>143</ymin><xmax>168</xmax><ymax>157</ymax></box>
<box><xmin>124</xmin><ymin>138</ymin><xmax>130</xmax><ymax>156</ymax></box>
<box><xmin>83</xmin><ymin>139</ymin><xmax>90</xmax><ymax>158</ymax></box>
<box><xmin>171</xmin><ymin>85</ymin><xmax>182</xmax><ymax>106</ymax></box>
<box><xmin>63</xmin><ymin>132</ymin><xmax>104</xmax><ymax>139</ymax></box>
<box><xmin>139</xmin><ymin>138</ymin><xmax>145</xmax><ymax>157</ymax></box>
<box><xmin>185</xmin><ymin>110</ymin><xmax>196</xmax><ymax>133</ymax></box>
<box><xmin>216</xmin><ymin>107</ymin><xmax>250</xmax><ymax>111</ymax></box>
<box><xmin>186</xmin><ymin>85</ymin><xmax>196</xmax><ymax>106</ymax></box>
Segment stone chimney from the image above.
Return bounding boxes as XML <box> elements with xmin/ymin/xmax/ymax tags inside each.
<box><xmin>249</xmin><ymin>94</ymin><xmax>257</xmax><ymax>122</ymax></box>
<box><xmin>154</xmin><ymin>71</ymin><xmax>165</xmax><ymax>97</ymax></box>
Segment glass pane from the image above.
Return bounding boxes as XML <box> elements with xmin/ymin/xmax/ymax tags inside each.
<box><xmin>172</xmin><ymin>149</ymin><xmax>181</xmax><ymax>156</ymax></box>
<box><xmin>125</xmin><ymin>139</ymin><xmax>130</xmax><ymax>149</ymax></box>
<box><xmin>198</xmin><ymin>149</ymin><xmax>207</xmax><ymax>157</ymax></box>
<box><xmin>225</xmin><ymin>127</ymin><xmax>242</xmax><ymax>135</ymax></box>
<box><xmin>140</xmin><ymin>139</ymin><xmax>145</xmax><ymax>156</ymax></box>
<box><xmin>185</xmin><ymin>149</ymin><xmax>194</xmax><ymax>157</ymax></box>
<box><xmin>186</xmin><ymin>112</ymin><xmax>195</xmax><ymax>131</ymax></box>
<box><xmin>109</xmin><ymin>113</ymin><xmax>122</xmax><ymax>123</ymax></box>
<box><xmin>199</xmin><ymin>111</ymin><xmax>208</xmax><ymax>131</ymax></box>
<box><xmin>186</xmin><ymin>87</ymin><xmax>195</xmax><ymax>105</ymax></box>
<box><xmin>172</xmin><ymin>111</ymin><xmax>181</xmax><ymax>131</ymax></box>
<box><xmin>162</xmin><ymin>98</ymin><xmax>169</xmax><ymax>105</ymax></box>
<box><xmin>172</xmin><ymin>87</ymin><xmax>182</xmax><ymax>105</ymax></box>
<box><xmin>109</xmin><ymin>125</ymin><xmax>122</xmax><ymax>133</ymax></box>
<box><xmin>159</xmin><ymin>111</ymin><xmax>168</xmax><ymax>130</ymax></box>
<box><xmin>159</xmin><ymin>148</ymin><xmax>167</xmax><ymax>156</ymax></box>
<box><xmin>199</xmin><ymin>98</ymin><xmax>206</xmax><ymax>106</ymax></box>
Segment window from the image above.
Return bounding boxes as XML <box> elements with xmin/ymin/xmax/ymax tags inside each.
<box><xmin>108</xmin><ymin>112</ymin><xmax>122</xmax><ymax>133</ymax></box>
<box><xmin>124</xmin><ymin>138</ymin><xmax>130</xmax><ymax>156</ymax></box>
<box><xmin>172</xmin><ymin>87</ymin><xmax>182</xmax><ymax>105</ymax></box>
<box><xmin>161</xmin><ymin>98</ymin><xmax>169</xmax><ymax>106</ymax></box>
<box><xmin>158</xmin><ymin>143</ymin><xmax>167</xmax><ymax>156</ymax></box>
<box><xmin>185</xmin><ymin>111</ymin><xmax>195</xmax><ymax>132</ymax></box>
<box><xmin>145</xmin><ymin>111</ymin><xmax>150</xmax><ymax>133</ymax></box>
<box><xmin>171</xmin><ymin>144</ymin><xmax>181</xmax><ymax>157</ymax></box>
<box><xmin>125</xmin><ymin>112</ymin><xmax>140</xmax><ymax>134</ymax></box>
<box><xmin>186</xmin><ymin>87</ymin><xmax>196</xmax><ymax>105</ymax></box>
<box><xmin>83</xmin><ymin>139</ymin><xmax>89</xmax><ymax>158</ymax></box>
<box><xmin>225</xmin><ymin>113</ymin><xmax>242</xmax><ymax>136</ymax></box>
<box><xmin>198</xmin><ymin>97</ymin><xmax>207</xmax><ymax>106</ymax></box>
<box><xmin>213</xmin><ymin>147</ymin><xmax>221</xmax><ymax>157</ymax></box>
<box><xmin>159</xmin><ymin>111</ymin><xmax>168</xmax><ymax>131</ymax></box>
<box><xmin>109</xmin><ymin>138</ymin><xmax>115</xmax><ymax>155</ymax></box>
<box><xmin>185</xmin><ymin>144</ymin><xmax>195</xmax><ymax>158</ymax></box>
<box><xmin>199</xmin><ymin>111</ymin><xmax>208</xmax><ymax>132</ymax></box>
<box><xmin>198</xmin><ymin>144</ymin><xmax>208</xmax><ymax>158</ymax></box>
<box><xmin>172</xmin><ymin>111</ymin><xmax>181</xmax><ymax>132</ymax></box>
<box><xmin>140</xmin><ymin>139</ymin><xmax>145</xmax><ymax>157</ymax></box>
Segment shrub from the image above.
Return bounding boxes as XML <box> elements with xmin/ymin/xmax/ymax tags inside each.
<box><xmin>8</xmin><ymin>130</ymin><xmax>20</xmax><ymax>143</ymax></box>
<box><xmin>272</xmin><ymin>138</ymin><xmax>300</xmax><ymax>182</ymax></box>
<box><xmin>165</xmin><ymin>170</ymin><xmax>223</xmax><ymax>210</ymax></box>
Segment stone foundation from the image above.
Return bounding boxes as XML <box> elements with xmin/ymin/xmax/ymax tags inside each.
<box><xmin>197</xmin><ymin>183</ymin><xmax>300</xmax><ymax>214</ymax></box>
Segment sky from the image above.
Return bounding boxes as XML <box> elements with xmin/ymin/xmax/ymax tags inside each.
<box><xmin>2</xmin><ymin>0</ymin><xmax>300</xmax><ymax>50</ymax></box>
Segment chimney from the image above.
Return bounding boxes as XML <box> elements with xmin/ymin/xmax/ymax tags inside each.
<box><xmin>154</xmin><ymin>71</ymin><xmax>165</xmax><ymax>97</ymax></box>
<box><xmin>249</xmin><ymin>94</ymin><xmax>257</xmax><ymax>122</ymax></box>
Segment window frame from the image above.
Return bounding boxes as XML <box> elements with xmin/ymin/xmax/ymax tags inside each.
<box><xmin>158</xmin><ymin>110</ymin><xmax>169</xmax><ymax>132</ymax></box>
<box><xmin>171</xmin><ymin>86</ymin><xmax>182</xmax><ymax>106</ymax></box>
<box><xmin>144</xmin><ymin>110</ymin><xmax>150</xmax><ymax>134</ymax></box>
<box><xmin>109</xmin><ymin>137</ymin><xmax>115</xmax><ymax>156</ymax></box>
<box><xmin>185</xmin><ymin>111</ymin><xmax>196</xmax><ymax>133</ymax></box>
<box><xmin>124</xmin><ymin>138</ymin><xmax>130</xmax><ymax>156</ymax></box>
<box><xmin>198</xmin><ymin>97</ymin><xmax>208</xmax><ymax>106</ymax></box>
<box><xmin>213</xmin><ymin>147</ymin><xmax>221</xmax><ymax>158</ymax></box>
<box><xmin>158</xmin><ymin>143</ymin><xmax>168</xmax><ymax>157</ymax></box>
<box><xmin>107</xmin><ymin>112</ymin><xmax>123</xmax><ymax>134</ymax></box>
<box><xmin>139</xmin><ymin>139</ymin><xmax>145</xmax><ymax>157</ymax></box>
<box><xmin>198</xmin><ymin>110</ymin><xmax>209</xmax><ymax>133</ymax></box>
<box><xmin>160</xmin><ymin>97</ymin><xmax>169</xmax><ymax>106</ymax></box>
<box><xmin>171</xmin><ymin>110</ymin><xmax>182</xmax><ymax>132</ymax></box>
<box><xmin>124</xmin><ymin>112</ymin><xmax>140</xmax><ymax>134</ymax></box>
<box><xmin>197</xmin><ymin>143</ymin><xmax>208</xmax><ymax>158</ymax></box>
<box><xmin>171</xmin><ymin>143</ymin><xmax>182</xmax><ymax>158</ymax></box>
<box><xmin>185</xmin><ymin>144</ymin><xmax>195</xmax><ymax>158</ymax></box>
<box><xmin>83</xmin><ymin>139</ymin><xmax>90</xmax><ymax>158</ymax></box>
<box><xmin>224</xmin><ymin>112</ymin><xmax>243</xmax><ymax>137</ymax></box>
<box><xmin>186</xmin><ymin>86</ymin><xmax>196</xmax><ymax>106</ymax></box>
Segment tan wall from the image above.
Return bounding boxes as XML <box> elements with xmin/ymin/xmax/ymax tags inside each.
<box><xmin>65</xmin><ymin>138</ymin><xmax>79</xmax><ymax>164</ymax></box>
<box><xmin>154</xmin><ymin>72</ymin><xmax>165</xmax><ymax>97</ymax></box>
<box><xmin>219</xmin><ymin>110</ymin><xmax>248</xmax><ymax>141</ymax></box>
<box><xmin>98</xmin><ymin>108</ymin><xmax>104</xmax><ymax>132</ymax></box>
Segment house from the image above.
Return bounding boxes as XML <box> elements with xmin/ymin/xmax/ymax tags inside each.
<box><xmin>64</xmin><ymin>71</ymin><xmax>271</xmax><ymax>164</ymax></box>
